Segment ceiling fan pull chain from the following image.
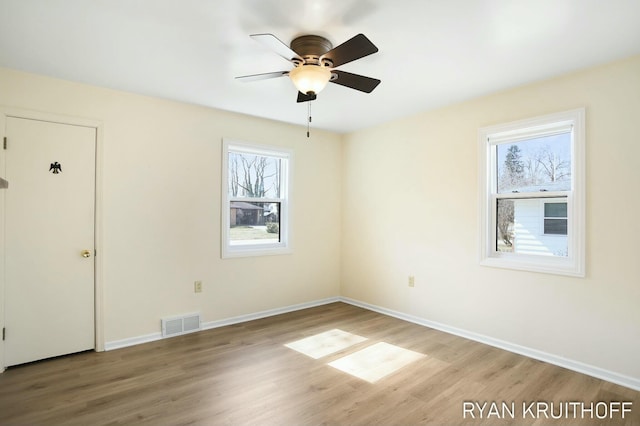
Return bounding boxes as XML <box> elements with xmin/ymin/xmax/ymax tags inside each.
<box><xmin>307</xmin><ymin>102</ymin><xmax>312</xmax><ymax>138</ymax></box>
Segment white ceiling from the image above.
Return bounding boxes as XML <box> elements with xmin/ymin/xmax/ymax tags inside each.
<box><xmin>1</xmin><ymin>0</ymin><xmax>639</xmax><ymax>133</ymax></box>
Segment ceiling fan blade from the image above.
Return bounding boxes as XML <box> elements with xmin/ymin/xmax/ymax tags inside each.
<box><xmin>297</xmin><ymin>92</ymin><xmax>317</xmax><ymax>103</ymax></box>
<box><xmin>330</xmin><ymin>70</ymin><xmax>381</xmax><ymax>93</ymax></box>
<box><xmin>250</xmin><ymin>33</ymin><xmax>303</xmax><ymax>63</ymax></box>
<box><xmin>235</xmin><ymin>71</ymin><xmax>289</xmax><ymax>82</ymax></box>
<box><xmin>321</xmin><ymin>33</ymin><xmax>378</xmax><ymax>68</ymax></box>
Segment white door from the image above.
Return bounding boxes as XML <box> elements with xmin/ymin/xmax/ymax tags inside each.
<box><xmin>4</xmin><ymin>116</ymin><xmax>96</xmax><ymax>366</ymax></box>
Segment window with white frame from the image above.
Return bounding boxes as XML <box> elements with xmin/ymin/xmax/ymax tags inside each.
<box><xmin>221</xmin><ymin>140</ymin><xmax>292</xmax><ymax>258</ymax></box>
<box><xmin>479</xmin><ymin>109</ymin><xmax>585</xmax><ymax>276</ymax></box>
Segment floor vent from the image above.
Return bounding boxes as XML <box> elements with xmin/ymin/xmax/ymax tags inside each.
<box><xmin>161</xmin><ymin>313</ymin><xmax>201</xmax><ymax>337</ymax></box>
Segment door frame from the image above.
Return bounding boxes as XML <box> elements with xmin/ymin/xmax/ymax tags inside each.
<box><xmin>0</xmin><ymin>107</ymin><xmax>105</xmax><ymax>372</ymax></box>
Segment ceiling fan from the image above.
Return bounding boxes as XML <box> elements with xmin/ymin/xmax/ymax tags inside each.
<box><xmin>236</xmin><ymin>33</ymin><xmax>381</xmax><ymax>103</ymax></box>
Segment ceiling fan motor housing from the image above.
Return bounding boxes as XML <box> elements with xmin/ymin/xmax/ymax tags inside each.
<box><xmin>290</xmin><ymin>35</ymin><xmax>334</xmax><ymax>67</ymax></box>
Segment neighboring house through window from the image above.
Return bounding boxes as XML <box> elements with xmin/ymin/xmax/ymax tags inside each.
<box><xmin>221</xmin><ymin>139</ymin><xmax>292</xmax><ymax>258</ymax></box>
<box><xmin>479</xmin><ymin>109</ymin><xmax>585</xmax><ymax>276</ymax></box>
<box><xmin>543</xmin><ymin>200</ymin><xmax>568</xmax><ymax>236</ymax></box>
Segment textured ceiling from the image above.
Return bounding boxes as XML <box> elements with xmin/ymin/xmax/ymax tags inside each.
<box><xmin>1</xmin><ymin>0</ymin><xmax>639</xmax><ymax>133</ymax></box>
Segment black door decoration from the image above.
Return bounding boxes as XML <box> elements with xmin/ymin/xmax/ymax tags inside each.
<box><xmin>49</xmin><ymin>162</ymin><xmax>62</xmax><ymax>174</ymax></box>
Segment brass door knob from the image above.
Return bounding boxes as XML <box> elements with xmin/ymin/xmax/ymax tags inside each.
<box><xmin>81</xmin><ymin>250</ymin><xmax>92</xmax><ymax>258</ymax></box>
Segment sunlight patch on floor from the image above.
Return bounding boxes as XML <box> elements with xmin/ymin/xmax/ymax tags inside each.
<box><xmin>328</xmin><ymin>342</ymin><xmax>426</xmax><ymax>383</ymax></box>
<box><xmin>285</xmin><ymin>329</ymin><xmax>368</xmax><ymax>359</ymax></box>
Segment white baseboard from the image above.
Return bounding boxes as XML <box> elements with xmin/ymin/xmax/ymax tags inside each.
<box><xmin>200</xmin><ymin>297</ymin><xmax>341</xmax><ymax>330</ymax></box>
<box><xmin>104</xmin><ymin>297</ymin><xmax>340</xmax><ymax>351</ymax></box>
<box><xmin>104</xmin><ymin>332</ymin><xmax>162</xmax><ymax>351</ymax></box>
<box><xmin>339</xmin><ymin>296</ymin><xmax>640</xmax><ymax>392</ymax></box>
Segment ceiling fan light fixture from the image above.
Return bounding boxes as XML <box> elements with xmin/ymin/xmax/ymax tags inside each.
<box><xmin>289</xmin><ymin>65</ymin><xmax>331</xmax><ymax>95</ymax></box>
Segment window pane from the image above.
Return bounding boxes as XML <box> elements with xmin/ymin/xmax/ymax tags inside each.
<box><xmin>496</xmin><ymin>132</ymin><xmax>571</xmax><ymax>194</ymax></box>
<box><xmin>544</xmin><ymin>219</ymin><xmax>568</xmax><ymax>235</ymax></box>
<box><xmin>229</xmin><ymin>202</ymin><xmax>280</xmax><ymax>245</ymax></box>
<box><xmin>544</xmin><ymin>202</ymin><xmax>567</xmax><ymax>218</ymax></box>
<box><xmin>497</xmin><ymin>197</ymin><xmax>568</xmax><ymax>257</ymax></box>
<box><xmin>228</xmin><ymin>152</ymin><xmax>281</xmax><ymax>198</ymax></box>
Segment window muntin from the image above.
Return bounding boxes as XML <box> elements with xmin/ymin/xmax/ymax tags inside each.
<box><xmin>479</xmin><ymin>109</ymin><xmax>585</xmax><ymax>276</ymax></box>
<box><xmin>222</xmin><ymin>140</ymin><xmax>291</xmax><ymax>258</ymax></box>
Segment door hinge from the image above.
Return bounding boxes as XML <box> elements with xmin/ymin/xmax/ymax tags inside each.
<box><xmin>2</xmin><ymin>327</ymin><xmax>5</xmax><ymax>341</ymax></box>
<box><xmin>3</xmin><ymin>137</ymin><xmax>6</xmax><ymax>150</ymax></box>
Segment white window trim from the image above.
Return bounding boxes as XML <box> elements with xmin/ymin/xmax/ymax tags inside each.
<box><xmin>221</xmin><ymin>139</ymin><xmax>293</xmax><ymax>258</ymax></box>
<box><xmin>478</xmin><ymin>108</ymin><xmax>585</xmax><ymax>277</ymax></box>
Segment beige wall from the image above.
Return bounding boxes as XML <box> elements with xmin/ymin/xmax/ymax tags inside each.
<box><xmin>1</xmin><ymin>55</ymin><xmax>639</xmax><ymax>385</ymax></box>
<box><xmin>341</xmin><ymin>55</ymin><xmax>640</xmax><ymax>381</ymax></box>
<box><xmin>0</xmin><ymin>67</ymin><xmax>342</xmax><ymax>362</ymax></box>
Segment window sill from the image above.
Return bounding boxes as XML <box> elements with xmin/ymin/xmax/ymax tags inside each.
<box><xmin>480</xmin><ymin>254</ymin><xmax>584</xmax><ymax>277</ymax></box>
<box><xmin>222</xmin><ymin>245</ymin><xmax>292</xmax><ymax>259</ymax></box>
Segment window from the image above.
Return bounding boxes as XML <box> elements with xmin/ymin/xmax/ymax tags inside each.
<box><xmin>479</xmin><ymin>109</ymin><xmax>585</xmax><ymax>276</ymax></box>
<box><xmin>221</xmin><ymin>140</ymin><xmax>292</xmax><ymax>258</ymax></box>
<box><xmin>543</xmin><ymin>201</ymin><xmax>568</xmax><ymax>235</ymax></box>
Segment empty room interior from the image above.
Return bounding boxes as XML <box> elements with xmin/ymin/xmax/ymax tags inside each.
<box><xmin>0</xmin><ymin>0</ymin><xmax>639</xmax><ymax>424</ymax></box>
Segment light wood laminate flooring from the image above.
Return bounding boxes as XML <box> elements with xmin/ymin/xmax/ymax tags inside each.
<box><xmin>0</xmin><ymin>302</ymin><xmax>638</xmax><ymax>425</ymax></box>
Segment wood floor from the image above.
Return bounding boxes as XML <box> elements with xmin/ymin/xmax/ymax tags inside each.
<box><xmin>0</xmin><ymin>302</ymin><xmax>638</xmax><ymax>425</ymax></box>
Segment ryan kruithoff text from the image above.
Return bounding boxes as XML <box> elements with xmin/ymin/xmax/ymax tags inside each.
<box><xmin>462</xmin><ymin>401</ymin><xmax>632</xmax><ymax>420</ymax></box>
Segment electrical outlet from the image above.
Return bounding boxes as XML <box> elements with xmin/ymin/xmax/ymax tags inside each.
<box><xmin>194</xmin><ymin>280</ymin><xmax>203</xmax><ymax>293</ymax></box>
<box><xmin>408</xmin><ymin>276</ymin><xmax>415</xmax><ymax>287</ymax></box>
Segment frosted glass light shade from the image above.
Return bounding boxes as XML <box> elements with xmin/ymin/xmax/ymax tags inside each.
<box><xmin>289</xmin><ymin>65</ymin><xmax>331</xmax><ymax>95</ymax></box>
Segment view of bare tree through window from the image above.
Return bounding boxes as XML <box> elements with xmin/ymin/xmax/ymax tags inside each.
<box><xmin>229</xmin><ymin>152</ymin><xmax>281</xmax><ymax>198</ymax></box>
<box><xmin>496</xmin><ymin>199</ymin><xmax>515</xmax><ymax>252</ymax></box>
<box><xmin>497</xmin><ymin>133</ymin><xmax>571</xmax><ymax>194</ymax></box>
